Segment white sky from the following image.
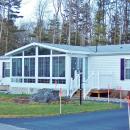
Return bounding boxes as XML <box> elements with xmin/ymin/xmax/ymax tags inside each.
<box><xmin>20</xmin><ymin>0</ymin><xmax>37</xmax><ymax>20</ymax></box>
<box><xmin>17</xmin><ymin>0</ymin><xmax>55</xmax><ymax>25</ymax></box>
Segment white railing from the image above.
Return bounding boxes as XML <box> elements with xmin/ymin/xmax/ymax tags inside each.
<box><xmin>70</xmin><ymin>71</ymin><xmax>80</xmax><ymax>98</ymax></box>
<box><xmin>83</xmin><ymin>72</ymin><xmax>95</xmax><ymax>100</ymax></box>
<box><xmin>83</xmin><ymin>72</ymin><xmax>113</xmax><ymax>100</ymax></box>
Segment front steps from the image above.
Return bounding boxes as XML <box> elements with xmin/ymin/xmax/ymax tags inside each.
<box><xmin>71</xmin><ymin>88</ymin><xmax>129</xmax><ymax>100</ymax></box>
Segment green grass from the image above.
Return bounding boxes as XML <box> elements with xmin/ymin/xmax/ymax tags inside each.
<box><xmin>0</xmin><ymin>94</ymin><xmax>120</xmax><ymax>118</ymax></box>
<box><xmin>0</xmin><ymin>93</ymin><xmax>29</xmax><ymax>99</ymax></box>
<box><xmin>0</xmin><ymin>101</ymin><xmax>120</xmax><ymax>118</ymax></box>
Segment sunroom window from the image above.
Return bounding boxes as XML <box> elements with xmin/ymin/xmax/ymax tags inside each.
<box><xmin>52</xmin><ymin>50</ymin><xmax>65</xmax><ymax>55</ymax></box>
<box><xmin>12</xmin><ymin>52</ymin><xmax>22</xmax><ymax>56</ymax></box>
<box><xmin>24</xmin><ymin>58</ymin><xmax>35</xmax><ymax>77</ymax></box>
<box><xmin>12</xmin><ymin>58</ymin><xmax>22</xmax><ymax>76</ymax></box>
<box><xmin>125</xmin><ymin>59</ymin><xmax>130</xmax><ymax>79</ymax></box>
<box><xmin>3</xmin><ymin>62</ymin><xmax>10</xmax><ymax>77</ymax></box>
<box><xmin>24</xmin><ymin>47</ymin><xmax>35</xmax><ymax>56</ymax></box>
<box><xmin>38</xmin><ymin>57</ymin><xmax>50</xmax><ymax>77</ymax></box>
<box><xmin>52</xmin><ymin>56</ymin><xmax>65</xmax><ymax>77</ymax></box>
<box><xmin>38</xmin><ymin>47</ymin><xmax>50</xmax><ymax>55</ymax></box>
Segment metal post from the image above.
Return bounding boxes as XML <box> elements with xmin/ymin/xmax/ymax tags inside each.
<box><xmin>128</xmin><ymin>99</ymin><xmax>130</xmax><ymax>130</ymax></box>
<box><xmin>108</xmin><ymin>85</ymin><xmax>110</xmax><ymax>103</ymax></box>
<box><xmin>60</xmin><ymin>96</ymin><xmax>62</xmax><ymax>114</ymax></box>
<box><xmin>120</xmin><ymin>88</ymin><xmax>122</xmax><ymax>108</ymax></box>
<box><xmin>80</xmin><ymin>73</ymin><xmax>82</xmax><ymax>105</ymax></box>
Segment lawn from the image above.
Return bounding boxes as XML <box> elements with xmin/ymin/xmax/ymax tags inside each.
<box><xmin>0</xmin><ymin>94</ymin><xmax>120</xmax><ymax>118</ymax></box>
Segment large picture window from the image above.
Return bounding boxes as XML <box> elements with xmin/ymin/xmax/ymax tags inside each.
<box><xmin>24</xmin><ymin>58</ymin><xmax>35</xmax><ymax>77</ymax></box>
<box><xmin>125</xmin><ymin>59</ymin><xmax>130</xmax><ymax>79</ymax></box>
<box><xmin>12</xmin><ymin>58</ymin><xmax>22</xmax><ymax>76</ymax></box>
<box><xmin>38</xmin><ymin>57</ymin><xmax>50</xmax><ymax>77</ymax></box>
<box><xmin>52</xmin><ymin>56</ymin><xmax>65</xmax><ymax>77</ymax></box>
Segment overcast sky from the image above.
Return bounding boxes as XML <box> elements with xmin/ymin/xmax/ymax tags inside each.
<box><xmin>17</xmin><ymin>0</ymin><xmax>37</xmax><ymax>23</ymax></box>
<box><xmin>16</xmin><ymin>0</ymin><xmax>54</xmax><ymax>25</ymax></box>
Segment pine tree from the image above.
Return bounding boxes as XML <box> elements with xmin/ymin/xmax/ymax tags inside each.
<box><xmin>93</xmin><ymin>0</ymin><xmax>107</xmax><ymax>45</ymax></box>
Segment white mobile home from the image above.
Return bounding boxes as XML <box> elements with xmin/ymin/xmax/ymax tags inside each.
<box><xmin>0</xmin><ymin>42</ymin><xmax>130</xmax><ymax>98</ymax></box>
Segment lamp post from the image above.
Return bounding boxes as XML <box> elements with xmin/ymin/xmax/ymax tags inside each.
<box><xmin>80</xmin><ymin>73</ymin><xmax>82</xmax><ymax>105</ymax></box>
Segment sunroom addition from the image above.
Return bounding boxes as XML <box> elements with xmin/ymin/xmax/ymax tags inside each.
<box><xmin>11</xmin><ymin>46</ymin><xmax>66</xmax><ymax>85</ymax></box>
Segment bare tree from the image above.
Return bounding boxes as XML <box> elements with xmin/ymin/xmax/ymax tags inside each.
<box><xmin>0</xmin><ymin>0</ymin><xmax>6</xmax><ymax>44</ymax></box>
<box><xmin>35</xmin><ymin>0</ymin><xmax>48</xmax><ymax>42</ymax></box>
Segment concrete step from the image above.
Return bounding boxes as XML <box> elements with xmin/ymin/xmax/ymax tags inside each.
<box><xmin>0</xmin><ymin>85</ymin><xmax>9</xmax><ymax>91</ymax></box>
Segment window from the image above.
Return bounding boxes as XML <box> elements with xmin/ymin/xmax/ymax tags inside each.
<box><xmin>38</xmin><ymin>47</ymin><xmax>50</xmax><ymax>55</ymax></box>
<box><xmin>38</xmin><ymin>57</ymin><xmax>50</xmax><ymax>77</ymax></box>
<box><xmin>12</xmin><ymin>58</ymin><xmax>22</xmax><ymax>76</ymax></box>
<box><xmin>38</xmin><ymin>79</ymin><xmax>50</xmax><ymax>83</ymax></box>
<box><xmin>71</xmin><ymin>57</ymin><xmax>78</xmax><ymax>78</ymax></box>
<box><xmin>13</xmin><ymin>52</ymin><xmax>22</xmax><ymax>56</ymax></box>
<box><xmin>125</xmin><ymin>59</ymin><xmax>130</xmax><ymax>79</ymax></box>
<box><xmin>52</xmin><ymin>79</ymin><xmax>66</xmax><ymax>84</ymax></box>
<box><xmin>52</xmin><ymin>50</ymin><xmax>65</xmax><ymax>55</ymax></box>
<box><xmin>24</xmin><ymin>79</ymin><xmax>35</xmax><ymax>83</ymax></box>
<box><xmin>71</xmin><ymin>57</ymin><xmax>83</xmax><ymax>78</ymax></box>
<box><xmin>24</xmin><ymin>47</ymin><xmax>35</xmax><ymax>56</ymax></box>
<box><xmin>52</xmin><ymin>56</ymin><xmax>65</xmax><ymax>77</ymax></box>
<box><xmin>11</xmin><ymin>78</ymin><xmax>22</xmax><ymax>83</ymax></box>
<box><xmin>3</xmin><ymin>62</ymin><xmax>10</xmax><ymax>77</ymax></box>
<box><xmin>24</xmin><ymin>58</ymin><xmax>35</xmax><ymax>77</ymax></box>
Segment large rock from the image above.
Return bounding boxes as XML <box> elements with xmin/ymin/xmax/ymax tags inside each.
<box><xmin>30</xmin><ymin>89</ymin><xmax>59</xmax><ymax>103</ymax></box>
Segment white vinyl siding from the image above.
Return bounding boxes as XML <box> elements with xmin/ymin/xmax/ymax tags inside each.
<box><xmin>88</xmin><ymin>55</ymin><xmax>130</xmax><ymax>90</ymax></box>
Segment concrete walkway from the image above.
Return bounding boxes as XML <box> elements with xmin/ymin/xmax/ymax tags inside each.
<box><xmin>0</xmin><ymin>123</ymin><xmax>27</xmax><ymax>130</ymax></box>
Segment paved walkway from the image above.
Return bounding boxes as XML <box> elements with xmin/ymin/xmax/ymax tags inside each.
<box><xmin>0</xmin><ymin>123</ymin><xmax>27</xmax><ymax>130</ymax></box>
<box><xmin>0</xmin><ymin>103</ymin><xmax>128</xmax><ymax>130</ymax></box>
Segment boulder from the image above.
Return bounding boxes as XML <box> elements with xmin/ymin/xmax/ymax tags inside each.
<box><xmin>30</xmin><ymin>88</ymin><xmax>59</xmax><ymax>103</ymax></box>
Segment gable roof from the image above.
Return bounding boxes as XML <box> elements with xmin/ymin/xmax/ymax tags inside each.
<box><xmin>4</xmin><ymin>42</ymin><xmax>130</xmax><ymax>56</ymax></box>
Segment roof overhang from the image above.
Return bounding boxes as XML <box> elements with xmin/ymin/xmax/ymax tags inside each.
<box><xmin>5</xmin><ymin>42</ymin><xmax>90</xmax><ymax>56</ymax></box>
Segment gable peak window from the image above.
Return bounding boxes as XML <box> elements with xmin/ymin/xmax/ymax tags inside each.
<box><xmin>52</xmin><ymin>50</ymin><xmax>65</xmax><ymax>55</ymax></box>
<box><xmin>38</xmin><ymin>47</ymin><xmax>50</xmax><ymax>55</ymax></box>
<box><xmin>24</xmin><ymin>47</ymin><xmax>35</xmax><ymax>56</ymax></box>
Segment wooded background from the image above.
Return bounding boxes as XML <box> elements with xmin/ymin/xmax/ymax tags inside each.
<box><xmin>0</xmin><ymin>0</ymin><xmax>130</xmax><ymax>55</ymax></box>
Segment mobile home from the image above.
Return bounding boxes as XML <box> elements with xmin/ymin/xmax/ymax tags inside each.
<box><xmin>0</xmin><ymin>42</ymin><xmax>130</xmax><ymax>98</ymax></box>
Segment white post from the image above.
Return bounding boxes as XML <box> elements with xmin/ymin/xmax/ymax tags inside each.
<box><xmin>10</xmin><ymin>58</ymin><xmax>12</xmax><ymax>83</ymax></box>
<box><xmin>66</xmin><ymin>55</ymin><xmax>71</xmax><ymax>96</ymax></box>
<box><xmin>98</xmin><ymin>72</ymin><xmax>100</xmax><ymax>99</ymax></box>
<box><xmin>50</xmin><ymin>51</ymin><xmax>52</xmax><ymax>86</ymax></box>
<box><xmin>22</xmin><ymin>51</ymin><xmax>24</xmax><ymax>83</ymax></box>
<box><xmin>83</xmin><ymin>58</ymin><xmax>86</xmax><ymax>100</ymax></box>
<box><xmin>35</xmin><ymin>46</ymin><xmax>38</xmax><ymax>84</ymax></box>
<box><xmin>98</xmin><ymin>72</ymin><xmax>100</xmax><ymax>90</ymax></box>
